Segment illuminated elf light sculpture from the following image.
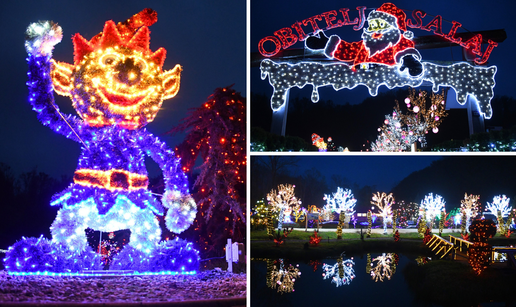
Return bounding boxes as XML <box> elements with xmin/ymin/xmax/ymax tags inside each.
<box><xmin>420</xmin><ymin>193</ymin><xmax>446</xmax><ymax>228</ymax></box>
<box><xmin>260</xmin><ymin>3</ymin><xmax>497</xmax><ymax>122</ymax></box>
<box><xmin>19</xmin><ymin>9</ymin><xmax>197</xmax><ymax>271</ymax></box>
<box><xmin>371</xmin><ymin>192</ymin><xmax>394</xmax><ymax>234</ymax></box>
<box><xmin>461</xmin><ymin>193</ymin><xmax>480</xmax><ymax>231</ymax></box>
<box><xmin>322</xmin><ymin>253</ymin><xmax>355</xmax><ymax>287</ymax></box>
<box><xmin>323</xmin><ymin>187</ymin><xmax>356</xmax><ymax>225</ymax></box>
<box><xmin>372</xmin><ymin>89</ymin><xmax>447</xmax><ymax>151</ymax></box>
<box><xmin>267</xmin><ymin>184</ymin><xmax>301</xmax><ymax>230</ymax></box>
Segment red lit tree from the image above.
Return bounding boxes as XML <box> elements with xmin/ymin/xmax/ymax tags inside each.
<box><xmin>168</xmin><ymin>85</ymin><xmax>246</xmax><ymax>256</ymax></box>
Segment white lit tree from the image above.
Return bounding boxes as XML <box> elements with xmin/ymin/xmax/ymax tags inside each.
<box><xmin>323</xmin><ymin>187</ymin><xmax>357</xmax><ymax>224</ymax></box>
<box><xmin>371</xmin><ymin>192</ymin><xmax>394</xmax><ymax>234</ymax></box>
<box><xmin>322</xmin><ymin>253</ymin><xmax>355</xmax><ymax>287</ymax></box>
<box><xmin>486</xmin><ymin>195</ymin><xmax>512</xmax><ymax>234</ymax></box>
<box><xmin>372</xmin><ymin>89</ymin><xmax>447</xmax><ymax>152</ymax></box>
<box><xmin>370</xmin><ymin>253</ymin><xmax>394</xmax><ymax>282</ymax></box>
<box><xmin>267</xmin><ymin>184</ymin><xmax>301</xmax><ymax>230</ymax></box>
<box><xmin>461</xmin><ymin>193</ymin><xmax>480</xmax><ymax>230</ymax></box>
<box><xmin>420</xmin><ymin>193</ymin><xmax>446</xmax><ymax>228</ymax></box>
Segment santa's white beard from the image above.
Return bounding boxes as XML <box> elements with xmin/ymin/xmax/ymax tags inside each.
<box><xmin>362</xmin><ymin>28</ymin><xmax>401</xmax><ymax>56</ymax></box>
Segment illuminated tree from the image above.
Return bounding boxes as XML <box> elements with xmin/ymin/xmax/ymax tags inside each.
<box><xmin>309</xmin><ymin>230</ymin><xmax>322</xmax><ymax>245</ymax></box>
<box><xmin>468</xmin><ymin>219</ymin><xmax>497</xmax><ymax>275</ymax></box>
<box><xmin>267</xmin><ymin>184</ymin><xmax>301</xmax><ymax>230</ymax></box>
<box><xmin>461</xmin><ymin>193</ymin><xmax>480</xmax><ymax>231</ymax></box>
<box><xmin>366</xmin><ymin>210</ymin><xmax>372</xmax><ymax>238</ymax></box>
<box><xmin>420</xmin><ymin>193</ymin><xmax>446</xmax><ymax>228</ymax></box>
<box><xmin>370</xmin><ymin>253</ymin><xmax>394</xmax><ymax>282</ymax></box>
<box><xmin>417</xmin><ymin>208</ymin><xmax>427</xmax><ymax>237</ymax></box>
<box><xmin>269</xmin><ymin>259</ymin><xmax>301</xmax><ymax>294</ymax></box>
<box><xmin>169</xmin><ymin>85</ymin><xmax>246</xmax><ymax>256</ymax></box>
<box><xmin>322</xmin><ymin>254</ymin><xmax>355</xmax><ymax>287</ymax></box>
<box><xmin>371</xmin><ymin>192</ymin><xmax>394</xmax><ymax>234</ymax></box>
<box><xmin>486</xmin><ymin>195</ymin><xmax>512</xmax><ymax>235</ymax></box>
<box><xmin>372</xmin><ymin>89</ymin><xmax>447</xmax><ymax>152</ymax></box>
<box><xmin>323</xmin><ymin>187</ymin><xmax>357</xmax><ymax>224</ymax></box>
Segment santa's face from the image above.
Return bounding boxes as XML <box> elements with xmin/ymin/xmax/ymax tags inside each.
<box><xmin>362</xmin><ymin>17</ymin><xmax>401</xmax><ymax>56</ymax></box>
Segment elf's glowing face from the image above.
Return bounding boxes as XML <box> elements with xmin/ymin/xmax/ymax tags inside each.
<box><xmin>51</xmin><ymin>46</ymin><xmax>181</xmax><ymax>129</ymax></box>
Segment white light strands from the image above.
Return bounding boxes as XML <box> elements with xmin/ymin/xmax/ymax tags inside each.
<box><xmin>323</xmin><ymin>187</ymin><xmax>356</xmax><ymax>217</ymax></box>
<box><xmin>486</xmin><ymin>195</ymin><xmax>511</xmax><ymax>218</ymax></box>
<box><xmin>420</xmin><ymin>193</ymin><xmax>446</xmax><ymax>226</ymax></box>
<box><xmin>267</xmin><ymin>184</ymin><xmax>301</xmax><ymax>230</ymax></box>
<box><xmin>50</xmin><ymin>195</ymin><xmax>161</xmax><ymax>254</ymax></box>
<box><xmin>372</xmin><ymin>90</ymin><xmax>447</xmax><ymax>151</ymax></box>
<box><xmin>261</xmin><ymin>59</ymin><xmax>496</xmax><ymax>119</ymax></box>
<box><xmin>269</xmin><ymin>259</ymin><xmax>301</xmax><ymax>294</ymax></box>
<box><xmin>371</xmin><ymin>192</ymin><xmax>394</xmax><ymax>234</ymax></box>
<box><xmin>461</xmin><ymin>193</ymin><xmax>480</xmax><ymax>230</ymax></box>
<box><xmin>370</xmin><ymin>253</ymin><xmax>395</xmax><ymax>282</ymax></box>
<box><xmin>322</xmin><ymin>255</ymin><xmax>355</xmax><ymax>287</ymax></box>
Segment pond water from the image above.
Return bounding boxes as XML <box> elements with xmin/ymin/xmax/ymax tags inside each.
<box><xmin>251</xmin><ymin>253</ymin><xmax>426</xmax><ymax>307</ymax></box>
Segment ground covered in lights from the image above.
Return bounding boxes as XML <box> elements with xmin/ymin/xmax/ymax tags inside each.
<box><xmin>0</xmin><ymin>268</ymin><xmax>246</xmax><ymax>304</ymax></box>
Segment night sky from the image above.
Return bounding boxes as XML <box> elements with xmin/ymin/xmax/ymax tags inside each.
<box><xmin>0</xmin><ymin>0</ymin><xmax>245</xmax><ymax>179</ymax></box>
<box><xmin>275</xmin><ymin>154</ymin><xmax>443</xmax><ymax>191</ymax></box>
<box><xmin>251</xmin><ymin>0</ymin><xmax>516</xmax><ymax>107</ymax></box>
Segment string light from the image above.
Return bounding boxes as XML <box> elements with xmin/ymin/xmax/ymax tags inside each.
<box><xmin>267</xmin><ymin>184</ymin><xmax>301</xmax><ymax>230</ymax></box>
<box><xmin>371</xmin><ymin>192</ymin><xmax>394</xmax><ymax>234</ymax></box>
<box><xmin>17</xmin><ymin>9</ymin><xmax>198</xmax><ymax>274</ymax></box>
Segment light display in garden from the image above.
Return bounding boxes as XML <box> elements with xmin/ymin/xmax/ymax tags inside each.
<box><xmin>485</xmin><ymin>195</ymin><xmax>513</xmax><ymax>236</ymax></box>
<box><xmin>468</xmin><ymin>219</ymin><xmax>497</xmax><ymax>275</ymax></box>
<box><xmin>371</xmin><ymin>192</ymin><xmax>394</xmax><ymax>234</ymax></box>
<box><xmin>420</xmin><ymin>193</ymin><xmax>446</xmax><ymax>228</ymax></box>
<box><xmin>5</xmin><ymin>9</ymin><xmax>200</xmax><ymax>275</ymax></box>
<box><xmin>461</xmin><ymin>193</ymin><xmax>480</xmax><ymax>231</ymax></box>
<box><xmin>269</xmin><ymin>259</ymin><xmax>302</xmax><ymax>294</ymax></box>
<box><xmin>371</xmin><ymin>89</ymin><xmax>447</xmax><ymax>151</ymax></box>
<box><xmin>369</xmin><ymin>253</ymin><xmax>396</xmax><ymax>282</ymax></box>
<box><xmin>322</xmin><ymin>253</ymin><xmax>355</xmax><ymax>287</ymax></box>
<box><xmin>259</xmin><ymin>2</ymin><xmax>500</xmax><ymax>138</ymax></box>
<box><xmin>267</xmin><ymin>184</ymin><xmax>302</xmax><ymax>230</ymax></box>
<box><xmin>323</xmin><ymin>187</ymin><xmax>357</xmax><ymax>219</ymax></box>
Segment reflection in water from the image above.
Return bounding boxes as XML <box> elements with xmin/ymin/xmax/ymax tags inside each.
<box><xmin>268</xmin><ymin>258</ymin><xmax>302</xmax><ymax>294</ymax></box>
<box><xmin>415</xmin><ymin>256</ymin><xmax>431</xmax><ymax>265</ymax></box>
<box><xmin>322</xmin><ymin>253</ymin><xmax>355</xmax><ymax>287</ymax></box>
<box><xmin>369</xmin><ymin>253</ymin><xmax>398</xmax><ymax>282</ymax></box>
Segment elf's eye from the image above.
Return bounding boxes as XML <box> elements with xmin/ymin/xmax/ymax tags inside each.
<box><xmin>99</xmin><ymin>53</ymin><xmax>120</xmax><ymax>66</ymax></box>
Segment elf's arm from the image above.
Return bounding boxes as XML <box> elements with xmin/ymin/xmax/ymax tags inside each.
<box><xmin>25</xmin><ymin>21</ymin><xmax>85</xmax><ymax>142</ymax></box>
<box><xmin>139</xmin><ymin>129</ymin><xmax>197</xmax><ymax>234</ymax></box>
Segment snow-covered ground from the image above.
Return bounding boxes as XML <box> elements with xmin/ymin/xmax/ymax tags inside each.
<box><xmin>0</xmin><ymin>269</ymin><xmax>246</xmax><ymax>304</ymax></box>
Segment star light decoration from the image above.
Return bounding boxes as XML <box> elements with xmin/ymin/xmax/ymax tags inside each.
<box><xmin>267</xmin><ymin>184</ymin><xmax>301</xmax><ymax>230</ymax></box>
<box><xmin>323</xmin><ymin>187</ymin><xmax>357</xmax><ymax>217</ymax></box>
<box><xmin>372</xmin><ymin>89</ymin><xmax>447</xmax><ymax>151</ymax></box>
<box><xmin>371</xmin><ymin>192</ymin><xmax>394</xmax><ymax>234</ymax></box>
<box><xmin>18</xmin><ymin>9</ymin><xmax>198</xmax><ymax>273</ymax></box>
<box><xmin>260</xmin><ymin>59</ymin><xmax>496</xmax><ymax>118</ymax></box>
<box><xmin>269</xmin><ymin>259</ymin><xmax>302</xmax><ymax>294</ymax></box>
<box><xmin>322</xmin><ymin>254</ymin><xmax>355</xmax><ymax>287</ymax></box>
<box><xmin>420</xmin><ymin>193</ymin><xmax>446</xmax><ymax>228</ymax></box>
<box><xmin>461</xmin><ymin>193</ymin><xmax>480</xmax><ymax>231</ymax></box>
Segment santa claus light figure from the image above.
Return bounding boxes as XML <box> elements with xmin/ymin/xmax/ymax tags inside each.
<box><xmin>306</xmin><ymin>3</ymin><xmax>423</xmax><ymax>77</ymax></box>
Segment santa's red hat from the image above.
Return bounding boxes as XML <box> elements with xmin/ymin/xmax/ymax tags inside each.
<box><xmin>376</xmin><ymin>3</ymin><xmax>407</xmax><ymax>31</ymax></box>
<box><xmin>369</xmin><ymin>3</ymin><xmax>413</xmax><ymax>38</ymax></box>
